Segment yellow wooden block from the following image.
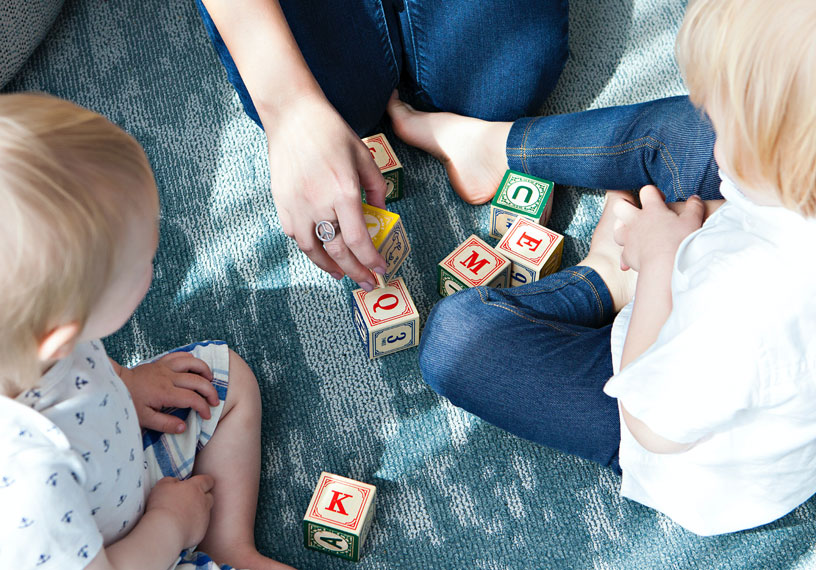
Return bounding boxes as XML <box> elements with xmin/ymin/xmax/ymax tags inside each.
<box><xmin>362</xmin><ymin>203</ymin><xmax>410</xmax><ymax>281</ymax></box>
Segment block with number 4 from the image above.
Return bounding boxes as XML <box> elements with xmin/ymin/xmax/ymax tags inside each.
<box><xmin>303</xmin><ymin>472</ymin><xmax>377</xmax><ymax>562</ymax></box>
<box><xmin>496</xmin><ymin>217</ymin><xmax>564</xmax><ymax>287</ymax></box>
<box><xmin>363</xmin><ymin>203</ymin><xmax>410</xmax><ymax>282</ymax></box>
<box><xmin>351</xmin><ymin>277</ymin><xmax>420</xmax><ymax>358</ymax></box>
<box><xmin>437</xmin><ymin>235</ymin><xmax>510</xmax><ymax>297</ymax></box>
<box><xmin>363</xmin><ymin>133</ymin><xmax>404</xmax><ymax>203</ymax></box>
<box><xmin>489</xmin><ymin>169</ymin><xmax>554</xmax><ymax>238</ymax></box>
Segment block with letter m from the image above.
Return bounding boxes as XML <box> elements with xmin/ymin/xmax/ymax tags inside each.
<box><xmin>437</xmin><ymin>235</ymin><xmax>510</xmax><ymax>297</ymax></box>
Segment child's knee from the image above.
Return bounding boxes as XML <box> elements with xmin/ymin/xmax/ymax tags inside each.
<box><xmin>226</xmin><ymin>348</ymin><xmax>261</xmax><ymax>407</ymax></box>
<box><xmin>419</xmin><ymin>288</ymin><xmax>488</xmax><ymax>399</ymax></box>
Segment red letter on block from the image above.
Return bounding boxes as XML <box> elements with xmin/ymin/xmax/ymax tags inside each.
<box><xmin>460</xmin><ymin>251</ymin><xmax>489</xmax><ymax>275</ymax></box>
<box><xmin>326</xmin><ymin>491</ymin><xmax>353</xmax><ymax>516</ymax></box>
<box><xmin>516</xmin><ymin>232</ymin><xmax>542</xmax><ymax>252</ymax></box>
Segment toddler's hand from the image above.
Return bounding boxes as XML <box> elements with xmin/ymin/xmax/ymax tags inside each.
<box><xmin>145</xmin><ymin>475</ymin><xmax>215</xmax><ymax>549</ymax></box>
<box><xmin>613</xmin><ymin>185</ymin><xmax>705</xmax><ymax>272</ymax></box>
<box><xmin>119</xmin><ymin>352</ymin><xmax>219</xmax><ymax>433</ymax></box>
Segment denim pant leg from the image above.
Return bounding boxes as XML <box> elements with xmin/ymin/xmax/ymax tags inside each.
<box><xmin>507</xmin><ymin>95</ymin><xmax>721</xmax><ymax>202</ymax></box>
<box><xmin>419</xmin><ymin>266</ymin><xmax>621</xmax><ymax>471</ymax></box>
<box><xmin>399</xmin><ymin>0</ymin><xmax>569</xmax><ymax>121</ymax></box>
<box><xmin>195</xmin><ymin>0</ymin><xmax>402</xmax><ymax>135</ymax></box>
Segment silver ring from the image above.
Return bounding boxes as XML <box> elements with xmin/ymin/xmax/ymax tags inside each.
<box><xmin>315</xmin><ymin>220</ymin><xmax>339</xmax><ymax>243</ymax></box>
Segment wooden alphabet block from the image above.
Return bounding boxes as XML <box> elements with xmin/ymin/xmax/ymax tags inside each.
<box><xmin>363</xmin><ymin>133</ymin><xmax>404</xmax><ymax>203</ymax></box>
<box><xmin>495</xmin><ymin>217</ymin><xmax>564</xmax><ymax>287</ymax></box>
<box><xmin>362</xmin><ymin>203</ymin><xmax>411</xmax><ymax>282</ymax></box>
<box><xmin>437</xmin><ymin>235</ymin><xmax>510</xmax><ymax>297</ymax></box>
<box><xmin>489</xmin><ymin>169</ymin><xmax>554</xmax><ymax>239</ymax></box>
<box><xmin>351</xmin><ymin>277</ymin><xmax>420</xmax><ymax>358</ymax></box>
<box><xmin>303</xmin><ymin>472</ymin><xmax>377</xmax><ymax>562</ymax></box>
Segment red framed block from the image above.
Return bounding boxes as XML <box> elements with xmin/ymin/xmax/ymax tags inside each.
<box><xmin>495</xmin><ymin>217</ymin><xmax>564</xmax><ymax>287</ymax></box>
<box><xmin>351</xmin><ymin>277</ymin><xmax>420</xmax><ymax>358</ymax></box>
<box><xmin>363</xmin><ymin>133</ymin><xmax>404</xmax><ymax>203</ymax></box>
<box><xmin>437</xmin><ymin>234</ymin><xmax>510</xmax><ymax>297</ymax></box>
<box><xmin>303</xmin><ymin>472</ymin><xmax>377</xmax><ymax>562</ymax></box>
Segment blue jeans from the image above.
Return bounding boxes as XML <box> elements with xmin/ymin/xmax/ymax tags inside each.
<box><xmin>507</xmin><ymin>95</ymin><xmax>721</xmax><ymax>201</ymax></box>
<box><xmin>419</xmin><ymin>267</ymin><xmax>622</xmax><ymax>472</ymax></box>
<box><xmin>195</xmin><ymin>0</ymin><xmax>570</xmax><ymax>134</ymax></box>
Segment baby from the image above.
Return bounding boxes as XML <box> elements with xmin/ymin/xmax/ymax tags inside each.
<box><xmin>0</xmin><ymin>94</ymin><xmax>292</xmax><ymax>569</ymax></box>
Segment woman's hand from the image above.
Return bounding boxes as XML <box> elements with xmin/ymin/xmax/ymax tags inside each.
<box><xmin>265</xmin><ymin>93</ymin><xmax>388</xmax><ymax>290</ymax></box>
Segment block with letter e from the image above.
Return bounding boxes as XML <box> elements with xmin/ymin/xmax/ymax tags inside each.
<box><xmin>362</xmin><ymin>203</ymin><xmax>411</xmax><ymax>282</ymax></box>
<box><xmin>437</xmin><ymin>235</ymin><xmax>510</xmax><ymax>297</ymax></box>
<box><xmin>351</xmin><ymin>277</ymin><xmax>420</xmax><ymax>358</ymax></box>
<box><xmin>496</xmin><ymin>217</ymin><xmax>564</xmax><ymax>287</ymax></box>
<box><xmin>489</xmin><ymin>169</ymin><xmax>554</xmax><ymax>238</ymax></box>
<box><xmin>363</xmin><ymin>132</ymin><xmax>404</xmax><ymax>203</ymax></box>
<box><xmin>303</xmin><ymin>472</ymin><xmax>377</xmax><ymax>562</ymax></box>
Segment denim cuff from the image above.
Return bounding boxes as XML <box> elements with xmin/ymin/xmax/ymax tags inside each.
<box><xmin>505</xmin><ymin>116</ymin><xmax>544</xmax><ymax>174</ymax></box>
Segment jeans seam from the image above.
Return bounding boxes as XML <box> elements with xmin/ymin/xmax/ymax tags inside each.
<box><xmin>376</xmin><ymin>1</ymin><xmax>400</xmax><ymax>86</ymax></box>
<box><xmin>571</xmin><ymin>271</ymin><xmax>605</xmax><ymax>322</ymax></box>
<box><xmin>520</xmin><ymin>117</ymin><xmax>541</xmax><ymax>174</ymax></box>
<box><xmin>476</xmin><ymin>287</ymin><xmax>581</xmax><ymax>335</ymax></box>
<box><xmin>509</xmin><ymin>135</ymin><xmax>685</xmax><ymax>199</ymax></box>
<box><xmin>401</xmin><ymin>1</ymin><xmax>423</xmax><ymax>97</ymax></box>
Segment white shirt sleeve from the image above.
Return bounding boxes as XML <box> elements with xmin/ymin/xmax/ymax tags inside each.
<box><xmin>0</xmin><ymin>441</ymin><xmax>103</xmax><ymax>569</ymax></box>
<box><xmin>604</xmin><ymin>256</ymin><xmax>767</xmax><ymax>444</ymax></box>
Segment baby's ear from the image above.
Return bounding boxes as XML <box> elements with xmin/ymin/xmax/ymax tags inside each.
<box><xmin>37</xmin><ymin>322</ymin><xmax>81</xmax><ymax>362</ymax></box>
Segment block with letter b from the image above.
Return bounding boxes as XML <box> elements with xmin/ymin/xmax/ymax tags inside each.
<box><xmin>489</xmin><ymin>169</ymin><xmax>554</xmax><ymax>238</ymax></box>
<box><xmin>303</xmin><ymin>472</ymin><xmax>377</xmax><ymax>562</ymax></box>
<box><xmin>363</xmin><ymin>203</ymin><xmax>411</xmax><ymax>282</ymax></box>
<box><xmin>437</xmin><ymin>235</ymin><xmax>510</xmax><ymax>297</ymax></box>
<box><xmin>363</xmin><ymin>133</ymin><xmax>404</xmax><ymax>203</ymax></box>
<box><xmin>351</xmin><ymin>277</ymin><xmax>420</xmax><ymax>358</ymax></box>
<box><xmin>496</xmin><ymin>217</ymin><xmax>564</xmax><ymax>287</ymax></box>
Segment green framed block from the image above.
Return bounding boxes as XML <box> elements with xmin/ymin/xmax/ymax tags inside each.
<box><xmin>488</xmin><ymin>169</ymin><xmax>554</xmax><ymax>238</ymax></box>
<box><xmin>303</xmin><ymin>472</ymin><xmax>377</xmax><ymax>562</ymax></box>
<box><xmin>363</xmin><ymin>133</ymin><xmax>405</xmax><ymax>203</ymax></box>
<box><xmin>304</xmin><ymin>521</ymin><xmax>359</xmax><ymax>561</ymax></box>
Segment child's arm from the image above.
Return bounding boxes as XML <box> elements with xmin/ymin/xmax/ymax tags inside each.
<box><xmin>112</xmin><ymin>353</ymin><xmax>220</xmax><ymax>434</ymax></box>
<box><xmin>85</xmin><ymin>475</ymin><xmax>214</xmax><ymax>570</ymax></box>
<box><xmin>613</xmin><ymin>185</ymin><xmax>706</xmax><ymax>453</ymax></box>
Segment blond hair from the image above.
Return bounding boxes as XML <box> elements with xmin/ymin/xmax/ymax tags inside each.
<box><xmin>676</xmin><ymin>0</ymin><xmax>816</xmax><ymax>216</ymax></box>
<box><xmin>0</xmin><ymin>93</ymin><xmax>157</xmax><ymax>394</ymax></box>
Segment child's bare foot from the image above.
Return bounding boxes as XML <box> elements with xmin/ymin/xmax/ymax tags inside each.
<box><xmin>387</xmin><ymin>91</ymin><xmax>511</xmax><ymax>205</ymax></box>
<box><xmin>580</xmin><ymin>191</ymin><xmax>639</xmax><ymax>313</ymax></box>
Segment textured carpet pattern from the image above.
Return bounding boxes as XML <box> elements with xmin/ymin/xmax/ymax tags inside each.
<box><xmin>5</xmin><ymin>1</ymin><xmax>816</xmax><ymax>568</ymax></box>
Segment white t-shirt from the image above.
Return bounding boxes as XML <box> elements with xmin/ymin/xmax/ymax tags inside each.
<box><xmin>604</xmin><ymin>175</ymin><xmax>816</xmax><ymax>536</ymax></box>
<box><xmin>0</xmin><ymin>340</ymin><xmax>147</xmax><ymax>569</ymax></box>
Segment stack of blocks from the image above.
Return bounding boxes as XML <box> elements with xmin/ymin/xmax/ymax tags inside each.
<box><xmin>438</xmin><ymin>169</ymin><xmax>563</xmax><ymax>297</ymax></box>
<box><xmin>351</xmin><ymin>134</ymin><xmax>420</xmax><ymax>360</ymax></box>
<box><xmin>303</xmin><ymin>472</ymin><xmax>377</xmax><ymax>562</ymax></box>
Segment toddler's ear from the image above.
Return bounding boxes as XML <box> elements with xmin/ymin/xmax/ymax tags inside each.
<box><xmin>37</xmin><ymin>323</ymin><xmax>81</xmax><ymax>362</ymax></box>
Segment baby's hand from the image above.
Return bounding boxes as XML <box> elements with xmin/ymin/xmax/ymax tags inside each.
<box><xmin>145</xmin><ymin>475</ymin><xmax>215</xmax><ymax>549</ymax></box>
<box><xmin>613</xmin><ymin>185</ymin><xmax>704</xmax><ymax>272</ymax></box>
<box><xmin>118</xmin><ymin>352</ymin><xmax>219</xmax><ymax>433</ymax></box>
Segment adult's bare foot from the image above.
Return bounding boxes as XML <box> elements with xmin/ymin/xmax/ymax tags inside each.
<box><xmin>387</xmin><ymin>91</ymin><xmax>511</xmax><ymax>205</ymax></box>
<box><xmin>580</xmin><ymin>191</ymin><xmax>639</xmax><ymax>313</ymax></box>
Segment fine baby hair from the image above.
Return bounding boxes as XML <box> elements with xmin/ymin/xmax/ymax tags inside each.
<box><xmin>0</xmin><ymin>93</ymin><xmax>157</xmax><ymax>395</ymax></box>
<box><xmin>676</xmin><ymin>0</ymin><xmax>816</xmax><ymax>215</ymax></box>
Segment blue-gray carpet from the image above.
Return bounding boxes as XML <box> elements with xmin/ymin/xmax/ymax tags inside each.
<box><xmin>5</xmin><ymin>1</ymin><xmax>816</xmax><ymax>568</ymax></box>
